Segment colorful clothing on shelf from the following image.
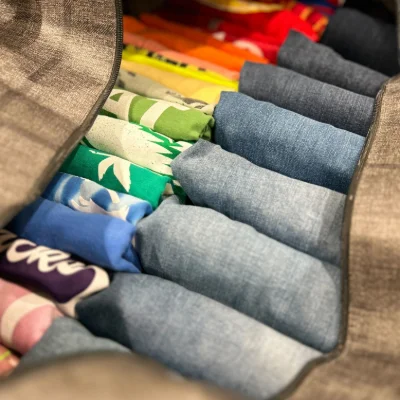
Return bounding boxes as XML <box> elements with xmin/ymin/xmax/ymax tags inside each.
<box><xmin>122</xmin><ymin>46</ymin><xmax>238</xmax><ymax>89</ymax></box>
<box><xmin>101</xmin><ymin>88</ymin><xmax>214</xmax><ymax>141</ymax></box>
<box><xmin>121</xmin><ymin>59</ymin><xmax>235</xmax><ymax>103</ymax></box>
<box><xmin>0</xmin><ymin>229</ymin><xmax>110</xmax><ymax>317</ymax></box>
<box><xmin>116</xmin><ymin>69</ymin><xmax>216</xmax><ymax>115</ymax></box>
<box><xmin>60</xmin><ymin>145</ymin><xmax>173</xmax><ymax>209</ymax></box>
<box><xmin>123</xmin><ymin>33</ymin><xmax>239</xmax><ymax>80</ymax></box>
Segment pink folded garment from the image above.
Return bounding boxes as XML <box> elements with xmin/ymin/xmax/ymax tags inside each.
<box><xmin>123</xmin><ymin>32</ymin><xmax>239</xmax><ymax>80</ymax></box>
<box><xmin>0</xmin><ymin>279</ymin><xmax>62</xmax><ymax>354</ymax></box>
<box><xmin>0</xmin><ymin>345</ymin><xmax>19</xmax><ymax>376</ymax></box>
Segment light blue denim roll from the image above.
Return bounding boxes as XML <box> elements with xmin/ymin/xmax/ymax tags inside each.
<box><xmin>136</xmin><ymin>197</ymin><xmax>341</xmax><ymax>352</ymax></box>
<box><xmin>214</xmin><ymin>92</ymin><xmax>365</xmax><ymax>194</ymax></box>
<box><xmin>172</xmin><ymin>140</ymin><xmax>344</xmax><ymax>265</ymax></box>
<box><xmin>77</xmin><ymin>273</ymin><xmax>321</xmax><ymax>399</ymax></box>
<box><xmin>17</xmin><ymin>318</ymin><xmax>129</xmax><ymax>370</ymax></box>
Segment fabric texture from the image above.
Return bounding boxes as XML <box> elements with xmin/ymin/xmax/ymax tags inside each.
<box><xmin>0</xmin><ymin>345</ymin><xmax>19</xmax><ymax>377</ymax></box>
<box><xmin>278</xmin><ymin>30</ymin><xmax>389</xmax><ymax>98</ymax></box>
<box><xmin>7</xmin><ymin>197</ymin><xmax>140</xmax><ymax>273</ymax></box>
<box><xmin>0</xmin><ymin>229</ymin><xmax>110</xmax><ymax>317</ymax></box>
<box><xmin>77</xmin><ymin>273</ymin><xmax>321</xmax><ymax>399</ymax></box>
<box><xmin>60</xmin><ymin>144</ymin><xmax>172</xmax><ymax>209</ymax></box>
<box><xmin>122</xmin><ymin>46</ymin><xmax>238</xmax><ymax>89</ymax></box>
<box><xmin>116</xmin><ymin>69</ymin><xmax>215</xmax><ymax>115</ymax></box>
<box><xmin>0</xmin><ymin>278</ymin><xmax>62</xmax><ymax>354</ymax></box>
<box><xmin>139</xmin><ymin>13</ymin><xmax>268</xmax><ymax>63</ymax></box>
<box><xmin>84</xmin><ymin>116</ymin><xmax>192</xmax><ymax>181</ymax></box>
<box><xmin>172</xmin><ymin>140</ymin><xmax>345</xmax><ymax>265</ymax></box>
<box><xmin>240</xmin><ymin>62</ymin><xmax>374</xmax><ymax>136</ymax></box>
<box><xmin>120</xmin><ymin>60</ymin><xmax>235</xmax><ymax>103</ymax></box>
<box><xmin>42</xmin><ymin>172</ymin><xmax>152</xmax><ymax>226</ymax></box>
<box><xmin>122</xmin><ymin>33</ymin><xmax>240</xmax><ymax>80</ymax></box>
<box><xmin>320</xmin><ymin>8</ymin><xmax>399</xmax><ymax>76</ymax></box>
<box><xmin>214</xmin><ymin>92</ymin><xmax>365</xmax><ymax>194</ymax></box>
<box><xmin>17</xmin><ymin>317</ymin><xmax>129</xmax><ymax>370</ymax></box>
<box><xmin>101</xmin><ymin>88</ymin><xmax>214</xmax><ymax>141</ymax></box>
<box><xmin>123</xmin><ymin>16</ymin><xmax>254</xmax><ymax>72</ymax></box>
<box><xmin>0</xmin><ymin>0</ymin><xmax>119</xmax><ymax>227</ymax></box>
<box><xmin>136</xmin><ymin>197</ymin><xmax>341</xmax><ymax>352</ymax></box>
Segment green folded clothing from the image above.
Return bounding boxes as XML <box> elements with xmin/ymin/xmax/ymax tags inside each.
<box><xmin>60</xmin><ymin>145</ymin><xmax>172</xmax><ymax>209</ymax></box>
<box><xmin>100</xmin><ymin>88</ymin><xmax>214</xmax><ymax>141</ymax></box>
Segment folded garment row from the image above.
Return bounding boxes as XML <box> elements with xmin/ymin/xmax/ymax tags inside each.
<box><xmin>1</xmin><ymin>4</ymin><xmax>397</xmax><ymax>396</ymax></box>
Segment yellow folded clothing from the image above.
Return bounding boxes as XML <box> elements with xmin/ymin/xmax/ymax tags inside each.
<box><xmin>120</xmin><ymin>59</ymin><xmax>236</xmax><ymax>104</ymax></box>
<box><xmin>122</xmin><ymin>46</ymin><xmax>239</xmax><ymax>90</ymax></box>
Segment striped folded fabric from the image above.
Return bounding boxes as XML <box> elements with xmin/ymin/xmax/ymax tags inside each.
<box><xmin>101</xmin><ymin>88</ymin><xmax>214</xmax><ymax>142</ymax></box>
<box><xmin>122</xmin><ymin>46</ymin><xmax>239</xmax><ymax>89</ymax></box>
<box><xmin>0</xmin><ymin>278</ymin><xmax>62</xmax><ymax>354</ymax></box>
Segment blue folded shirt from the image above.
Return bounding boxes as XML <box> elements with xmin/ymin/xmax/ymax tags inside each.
<box><xmin>8</xmin><ymin>197</ymin><xmax>141</xmax><ymax>273</ymax></box>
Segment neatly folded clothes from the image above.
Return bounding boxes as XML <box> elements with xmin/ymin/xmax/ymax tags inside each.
<box><xmin>77</xmin><ymin>273</ymin><xmax>321</xmax><ymax>399</ymax></box>
<box><xmin>101</xmin><ymin>88</ymin><xmax>214</xmax><ymax>141</ymax></box>
<box><xmin>16</xmin><ymin>318</ymin><xmax>129</xmax><ymax>370</ymax></box>
<box><xmin>120</xmin><ymin>59</ymin><xmax>235</xmax><ymax>104</ymax></box>
<box><xmin>122</xmin><ymin>46</ymin><xmax>238</xmax><ymax>89</ymax></box>
<box><xmin>122</xmin><ymin>33</ymin><xmax>240</xmax><ymax>80</ymax></box>
<box><xmin>139</xmin><ymin>13</ymin><xmax>268</xmax><ymax>63</ymax></box>
<box><xmin>278</xmin><ymin>31</ymin><xmax>389</xmax><ymax>98</ymax></box>
<box><xmin>7</xmin><ymin>197</ymin><xmax>140</xmax><ymax>273</ymax></box>
<box><xmin>43</xmin><ymin>172</ymin><xmax>152</xmax><ymax>226</ymax></box>
<box><xmin>0</xmin><ymin>278</ymin><xmax>62</xmax><ymax>354</ymax></box>
<box><xmin>84</xmin><ymin>116</ymin><xmax>192</xmax><ymax>181</ymax></box>
<box><xmin>214</xmin><ymin>92</ymin><xmax>365</xmax><ymax>193</ymax></box>
<box><xmin>172</xmin><ymin>140</ymin><xmax>344</xmax><ymax>265</ymax></box>
<box><xmin>60</xmin><ymin>144</ymin><xmax>172</xmax><ymax>209</ymax></box>
<box><xmin>136</xmin><ymin>197</ymin><xmax>341</xmax><ymax>352</ymax></box>
<box><xmin>0</xmin><ymin>229</ymin><xmax>110</xmax><ymax>317</ymax></box>
<box><xmin>320</xmin><ymin>8</ymin><xmax>399</xmax><ymax>76</ymax></box>
<box><xmin>116</xmin><ymin>69</ymin><xmax>215</xmax><ymax>115</ymax></box>
<box><xmin>240</xmin><ymin>62</ymin><xmax>374</xmax><ymax>136</ymax></box>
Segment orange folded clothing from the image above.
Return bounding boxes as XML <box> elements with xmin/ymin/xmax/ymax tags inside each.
<box><xmin>140</xmin><ymin>13</ymin><xmax>267</xmax><ymax>64</ymax></box>
<box><xmin>123</xmin><ymin>32</ymin><xmax>240</xmax><ymax>80</ymax></box>
<box><xmin>123</xmin><ymin>16</ymin><xmax>266</xmax><ymax>72</ymax></box>
<box><xmin>123</xmin><ymin>32</ymin><xmax>168</xmax><ymax>52</ymax></box>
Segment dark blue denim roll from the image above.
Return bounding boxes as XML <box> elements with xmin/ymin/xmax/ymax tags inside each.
<box><xmin>240</xmin><ymin>62</ymin><xmax>374</xmax><ymax>136</ymax></box>
<box><xmin>278</xmin><ymin>31</ymin><xmax>388</xmax><ymax>98</ymax></box>
<box><xmin>320</xmin><ymin>8</ymin><xmax>399</xmax><ymax>76</ymax></box>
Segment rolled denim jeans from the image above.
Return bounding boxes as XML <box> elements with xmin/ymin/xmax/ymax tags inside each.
<box><xmin>17</xmin><ymin>318</ymin><xmax>129</xmax><ymax>370</ymax></box>
<box><xmin>77</xmin><ymin>273</ymin><xmax>321</xmax><ymax>399</ymax></box>
<box><xmin>320</xmin><ymin>8</ymin><xmax>399</xmax><ymax>76</ymax></box>
<box><xmin>214</xmin><ymin>92</ymin><xmax>365</xmax><ymax>194</ymax></box>
<box><xmin>172</xmin><ymin>140</ymin><xmax>344</xmax><ymax>265</ymax></box>
<box><xmin>240</xmin><ymin>62</ymin><xmax>374</xmax><ymax>136</ymax></box>
<box><xmin>136</xmin><ymin>197</ymin><xmax>341</xmax><ymax>353</ymax></box>
<box><xmin>278</xmin><ymin>31</ymin><xmax>388</xmax><ymax>98</ymax></box>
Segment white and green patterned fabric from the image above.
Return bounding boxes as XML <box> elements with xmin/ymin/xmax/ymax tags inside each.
<box><xmin>83</xmin><ymin>115</ymin><xmax>191</xmax><ymax>191</ymax></box>
<box><xmin>116</xmin><ymin>69</ymin><xmax>215</xmax><ymax>115</ymax></box>
<box><xmin>100</xmin><ymin>88</ymin><xmax>214</xmax><ymax>141</ymax></box>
